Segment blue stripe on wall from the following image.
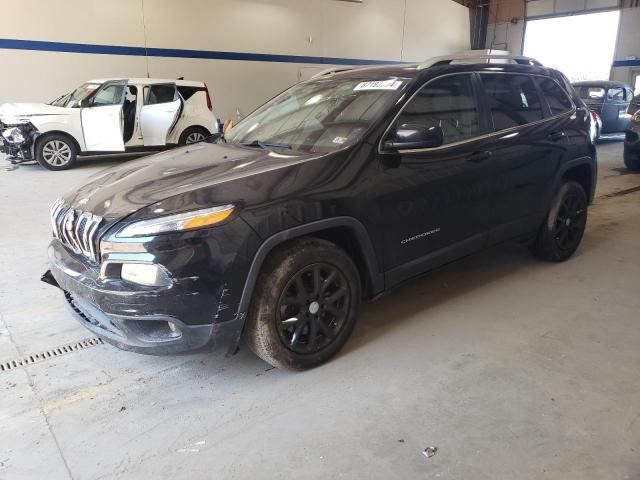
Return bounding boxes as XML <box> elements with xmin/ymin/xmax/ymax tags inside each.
<box><xmin>0</xmin><ymin>38</ymin><xmax>405</xmax><ymax>66</ymax></box>
<box><xmin>613</xmin><ymin>59</ymin><xmax>640</xmax><ymax>68</ymax></box>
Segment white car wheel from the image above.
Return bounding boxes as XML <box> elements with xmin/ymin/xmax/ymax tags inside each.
<box><xmin>185</xmin><ymin>132</ymin><xmax>206</xmax><ymax>144</ymax></box>
<box><xmin>42</xmin><ymin>140</ymin><xmax>73</xmax><ymax>166</ymax></box>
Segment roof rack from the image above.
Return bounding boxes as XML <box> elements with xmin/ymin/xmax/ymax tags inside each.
<box><xmin>418</xmin><ymin>54</ymin><xmax>543</xmax><ymax>70</ymax></box>
<box><xmin>310</xmin><ymin>67</ymin><xmax>358</xmax><ymax>79</ymax></box>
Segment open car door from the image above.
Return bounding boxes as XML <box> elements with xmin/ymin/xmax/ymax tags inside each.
<box><xmin>81</xmin><ymin>81</ymin><xmax>126</xmax><ymax>151</ymax></box>
<box><xmin>140</xmin><ymin>83</ymin><xmax>182</xmax><ymax>146</ymax></box>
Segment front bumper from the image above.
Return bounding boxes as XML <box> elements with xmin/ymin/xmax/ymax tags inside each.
<box><xmin>46</xmin><ymin>238</ymin><xmax>244</xmax><ymax>355</ymax></box>
<box><xmin>0</xmin><ymin>122</ymin><xmax>36</xmax><ymax>163</ymax></box>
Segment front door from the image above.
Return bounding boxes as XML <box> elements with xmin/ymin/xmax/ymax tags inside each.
<box><xmin>81</xmin><ymin>81</ymin><xmax>126</xmax><ymax>151</ymax></box>
<box><xmin>375</xmin><ymin>73</ymin><xmax>495</xmax><ymax>286</ymax></box>
<box><xmin>140</xmin><ymin>83</ymin><xmax>181</xmax><ymax>146</ymax></box>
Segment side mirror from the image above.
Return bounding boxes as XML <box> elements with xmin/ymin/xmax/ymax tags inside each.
<box><xmin>79</xmin><ymin>98</ymin><xmax>91</xmax><ymax>108</ymax></box>
<box><xmin>384</xmin><ymin>124</ymin><xmax>444</xmax><ymax>151</ymax></box>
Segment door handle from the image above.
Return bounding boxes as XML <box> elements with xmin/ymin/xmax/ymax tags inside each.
<box><xmin>468</xmin><ymin>151</ymin><xmax>493</xmax><ymax>163</ymax></box>
<box><xmin>547</xmin><ymin>131</ymin><xmax>566</xmax><ymax>141</ymax></box>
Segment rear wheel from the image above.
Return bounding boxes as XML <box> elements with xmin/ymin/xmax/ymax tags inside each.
<box><xmin>531</xmin><ymin>181</ymin><xmax>588</xmax><ymax>262</ymax></box>
<box><xmin>244</xmin><ymin>238</ymin><xmax>361</xmax><ymax>370</ymax></box>
<box><xmin>35</xmin><ymin>134</ymin><xmax>77</xmax><ymax>170</ymax></box>
<box><xmin>178</xmin><ymin>126</ymin><xmax>210</xmax><ymax>145</ymax></box>
<box><xmin>624</xmin><ymin>148</ymin><xmax>640</xmax><ymax>170</ymax></box>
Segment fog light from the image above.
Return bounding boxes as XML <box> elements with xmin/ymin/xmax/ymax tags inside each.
<box><xmin>120</xmin><ymin>263</ymin><xmax>171</xmax><ymax>287</ymax></box>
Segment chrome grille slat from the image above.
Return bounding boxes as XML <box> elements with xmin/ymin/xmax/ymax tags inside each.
<box><xmin>49</xmin><ymin>198</ymin><xmax>103</xmax><ymax>263</ymax></box>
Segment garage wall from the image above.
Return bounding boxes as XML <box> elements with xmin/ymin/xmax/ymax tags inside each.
<box><xmin>611</xmin><ymin>5</ymin><xmax>640</xmax><ymax>86</ymax></box>
<box><xmin>0</xmin><ymin>0</ymin><xmax>470</xmax><ymax>121</ymax></box>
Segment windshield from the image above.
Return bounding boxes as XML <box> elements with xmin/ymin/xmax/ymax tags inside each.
<box><xmin>50</xmin><ymin>83</ymin><xmax>102</xmax><ymax>108</ymax></box>
<box><xmin>226</xmin><ymin>77</ymin><xmax>408</xmax><ymax>153</ymax></box>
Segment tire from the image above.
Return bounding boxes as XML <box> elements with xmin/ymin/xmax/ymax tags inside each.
<box><xmin>624</xmin><ymin>148</ymin><xmax>640</xmax><ymax>170</ymax></box>
<box><xmin>35</xmin><ymin>134</ymin><xmax>78</xmax><ymax>171</ymax></box>
<box><xmin>178</xmin><ymin>126</ymin><xmax>210</xmax><ymax>146</ymax></box>
<box><xmin>531</xmin><ymin>181</ymin><xmax>588</xmax><ymax>262</ymax></box>
<box><xmin>244</xmin><ymin>238</ymin><xmax>361</xmax><ymax>371</ymax></box>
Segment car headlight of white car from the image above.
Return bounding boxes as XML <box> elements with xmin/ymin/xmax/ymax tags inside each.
<box><xmin>1</xmin><ymin>127</ymin><xmax>26</xmax><ymax>144</ymax></box>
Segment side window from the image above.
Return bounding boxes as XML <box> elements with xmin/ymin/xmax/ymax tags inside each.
<box><xmin>146</xmin><ymin>84</ymin><xmax>177</xmax><ymax>105</ymax></box>
<box><xmin>481</xmin><ymin>74</ymin><xmax>544</xmax><ymax>131</ymax></box>
<box><xmin>608</xmin><ymin>87</ymin><xmax>625</xmax><ymax>101</ymax></box>
<box><xmin>177</xmin><ymin>86</ymin><xmax>204</xmax><ymax>101</ymax></box>
<box><xmin>91</xmin><ymin>83</ymin><xmax>125</xmax><ymax>107</ymax></box>
<box><xmin>395</xmin><ymin>74</ymin><xmax>480</xmax><ymax>145</ymax></box>
<box><xmin>537</xmin><ymin>77</ymin><xmax>573</xmax><ymax>116</ymax></box>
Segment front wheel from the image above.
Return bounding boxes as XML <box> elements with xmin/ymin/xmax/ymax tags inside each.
<box><xmin>244</xmin><ymin>238</ymin><xmax>361</xmax><ymax>370</ymax></box>
<box><xmin>531</xmin><ymin>181</ymin><xmax>588</xmax><ymax>262</ymax></box>
<box><xmin>35</xmin><ymin>134</ymin><xmax>78</xmax><ymax>171</ymax></box>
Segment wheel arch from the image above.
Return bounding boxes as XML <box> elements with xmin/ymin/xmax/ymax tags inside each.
<box><xmin>557</xmin><ymin>156</ymin><xmax>597</xmax><ymax>204</ymax></box>
<box><xmin>34</xmin><ymin>130</ymin><xmax>82</xmax><ymax>156</ymax></box>
<box><xmin>236</xmin><ymin>217</ymin><xmax>384</xmax><ymax>320</ymax></box>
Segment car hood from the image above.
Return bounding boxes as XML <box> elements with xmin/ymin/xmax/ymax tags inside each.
<box><xmin>63</xmin><ymin>142</ymin><xmax>321</xmax><ymax>221</ymax></box>
<box><xmin>0</xmin><ymin>103</ymin><xmax>72</xmax><ymax>122</ymax></box>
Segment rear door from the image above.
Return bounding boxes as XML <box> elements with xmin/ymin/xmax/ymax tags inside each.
<box><xmin>140</xmin><ymin>83</ymin><xmax>182</xmax><ymax>146</ymax></box>
<box><xmin>480</xmin><ymin>73</ymin><xmax>569</xmax><ymax>243</ymax></box>
<box><xmin>81</xmin><ymin>81</ymin><xmax>126</xmax><ymax>151</ymax></box>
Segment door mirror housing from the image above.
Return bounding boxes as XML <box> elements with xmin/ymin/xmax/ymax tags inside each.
<box><xmin>384</xmin><ymin>124</ymin><xmax>444</xmax><ymax>151</ymax></box>
<box><xmin>79</xmin><ymin>98</ymin><xmax>91</xmax><ymax>108</ymax></box>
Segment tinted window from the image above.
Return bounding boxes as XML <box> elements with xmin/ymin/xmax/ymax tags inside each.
<box><xmin>537</xmin><ymin>78</ymin><xmax>573</xmax><ymax>116</ymax></box>
<box><xmin>177</xmin><ymin>86</ymin><xmax>204</xmax><ymax>101</ymax></box>
<box><xmin>577</xmin><ymin>87</ymin><xmax>605</xmax><ymax>100</ymax></box>
<box><xmin>481</xmin><ymin>74</ymin><xmax>544</xmax><ymax>131</ymax></box>
<box><xmin>92</xmin><ymin>84</ymin><xmax>125</xmax><ymax>106</ymax></box>
<box><xmin>146</xmin><ymin>85</ymin><xmax>177</xmax><ymax>105</ymax></box>
<box><xmin>395</xmin><ymin>74</ymin><xmax>480</xmax><ymax>145</ymax></box>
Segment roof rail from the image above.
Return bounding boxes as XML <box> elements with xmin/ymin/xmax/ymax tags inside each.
<box><xmin>418</xmin><ymin>54</ymin><xmax>543</xmax><ymax>70</ymax></box>
<box><xmin>310</xmin><ymin>67</ymin><xmax>358</xmax><ymax>79</ymax></box>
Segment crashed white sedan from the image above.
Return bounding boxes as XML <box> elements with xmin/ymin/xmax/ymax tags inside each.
<box><xmin>0</xmin><ymin>78</ymin><xmax>217</xmax><ymax>170</ymax></box>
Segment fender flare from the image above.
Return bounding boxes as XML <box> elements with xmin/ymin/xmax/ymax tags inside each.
<box><xmin>235</xmin><ymin>216</ymin><xmax>384</xmax><ymax>318</ymax></box>
<box><xmin>554</xmin><ymin>155</ymin><xmax>597</xmax><ymax>203</ymax></box>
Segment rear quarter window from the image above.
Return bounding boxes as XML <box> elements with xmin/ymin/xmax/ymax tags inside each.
<box><xmin>177</xmin><ymin>86</ymin><xmax>205</xmax><ymax>101</ymax></box>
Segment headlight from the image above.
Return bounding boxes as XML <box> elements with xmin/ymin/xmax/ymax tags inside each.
<box><xmin>117</xmin><ymin>204</ymin><xmax>235</xmax><ymax>238</ymax></box>
<box><xmin>633</xmin><ymin>111</ymin><xmax>640</xmax><ymax>123</ymax></box>
<box><xmin>2</xmin><ymin>127</ymin><xmax>25</xmax><ymax>144</ymax></box>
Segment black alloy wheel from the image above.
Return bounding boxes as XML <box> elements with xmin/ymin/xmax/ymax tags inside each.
<box><xmin>276</xmin><ymin>263</ymin><xmax>350</xmax><ymax>354</ymax></box>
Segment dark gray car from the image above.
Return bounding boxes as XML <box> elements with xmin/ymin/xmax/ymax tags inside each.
<box><xmin>573</xmin><ymin>81</ymin><xmax>634</xmax><ymax>134</ymax></box>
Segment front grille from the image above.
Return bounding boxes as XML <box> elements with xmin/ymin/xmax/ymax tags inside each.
<box><xmin>50</xmin><ymin>198</ymin><xmax>103</xmax><ymax>262</ymax></box>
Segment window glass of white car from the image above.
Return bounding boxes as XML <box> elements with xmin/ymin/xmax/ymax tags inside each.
<box><xmin>91</xmin><ymin>83</ymin><xmax>126</xmax><ymax>107</ymax></box>
<box><xmin>50</xmin><ymin>83</ymin><xmax>101</xmax><ymax>108</ymax></box>
<box><xmin>226</xmin><ymin>77</ymin><xmax>408</xmax><ymax>153</ymax></box>
<box><xmin>145</xmin><ymin>85</ymin><xmax>178</xmax><ymax>105</ymax></box>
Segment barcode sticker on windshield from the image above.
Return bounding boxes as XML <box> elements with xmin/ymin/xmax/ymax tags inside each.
<box><xmin>354</xmin><ymin>80</ymin><xmax>403</xmax><ymax>91</ymax></box>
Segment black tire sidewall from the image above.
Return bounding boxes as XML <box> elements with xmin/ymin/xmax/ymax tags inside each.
<box><xmin>178</xmin><ymin>126</ymin><xmax>210</xmax><ymax>146</ymax></box>
<box><xmin>35</xmin><ymin>134</ymin><xmax>77</xmax><ymax>171</ymax></box>
<box><xmin>535</xmin><ymin>181</ymin><xmax>588</xmax><ymax>262</ymax></box>
<box><xmin>624</xmin><ymin>149</ymin><xmax>640</xmax><ymax>170</ymax></box>
<box><xmin>245</xmin><ymin>238</ymin><xmax>361</xmax><ymax>370</ymax></box>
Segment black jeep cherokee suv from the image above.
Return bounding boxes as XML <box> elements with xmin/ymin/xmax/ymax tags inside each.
<box><xmin>44</xmin><ymin>55</ymin><xmax>597</xmax><ymax>370</ymax></box>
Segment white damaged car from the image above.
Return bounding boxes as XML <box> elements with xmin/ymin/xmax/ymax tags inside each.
<box><xmin>0</xmin><ymin>78</ymin><xmax>217</xmax><ymax>170</ymax></box>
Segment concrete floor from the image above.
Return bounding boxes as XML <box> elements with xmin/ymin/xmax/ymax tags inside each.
<box><xmin>1</xmin><ymin>142</ymin><xmax>639</xmax><ymax>480</ymax></box>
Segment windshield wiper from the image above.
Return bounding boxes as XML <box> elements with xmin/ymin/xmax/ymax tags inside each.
<box><xmin>240</xmin><ymin>140</ymin><xmax>291</xmax><ymax>150</ymax></box>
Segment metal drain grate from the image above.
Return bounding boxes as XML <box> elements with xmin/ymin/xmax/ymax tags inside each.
<box><xmin>0</xmin><ymin>337</ymin><xmax>104</xmax><ymax>372</ymax></box>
